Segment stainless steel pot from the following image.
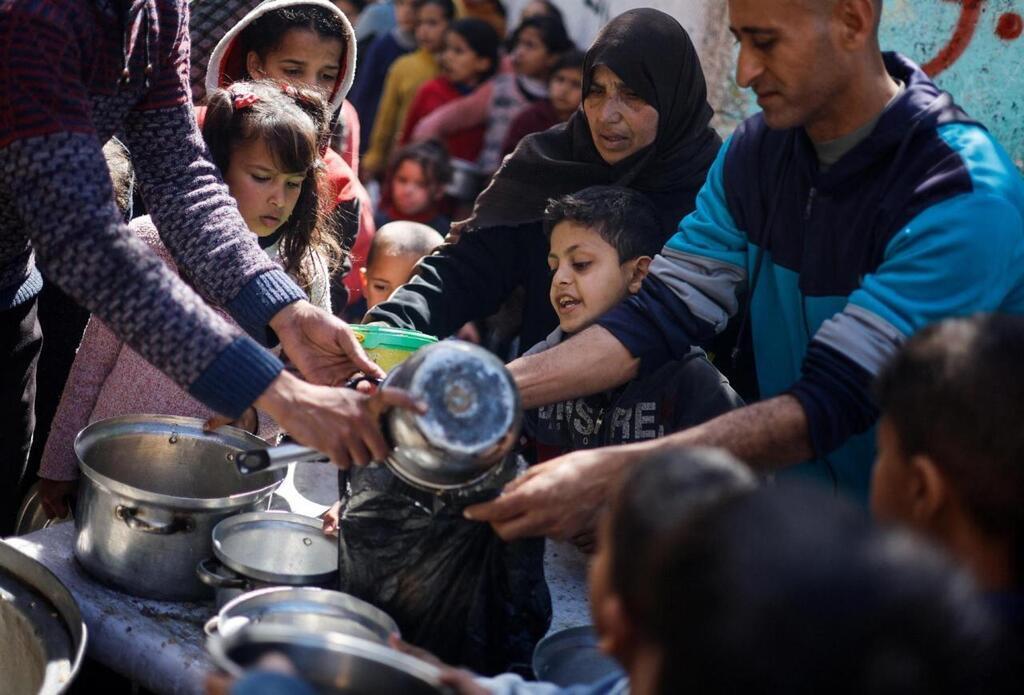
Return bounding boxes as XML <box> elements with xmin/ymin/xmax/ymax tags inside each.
<box><xmin>0</xmin><ymin>540</ymin><xmax>87</xmax><ymax>694</ymax></box>
<box><xmin>204</xmin><ymin>586</ymin><xmax>399</xmax><ymax>645</ymax></box>
<box><xmin>73</xmin><ymin>416</ymin><xmax>285</xmax><ymax>601</ymax></box>
<box><xmin>208</xmin><ymin>623</ymin><xmax>445</xmax><ymax>694</ymax></box>
<box><xmin>237</xmin><ymin>341</ymin><xmax>522</xmax><ymax>496</ymax></box>
<box><xmin>197</xmin><ymin>512</ymin><xmax>338</xmax><ymax>607</ymax></box>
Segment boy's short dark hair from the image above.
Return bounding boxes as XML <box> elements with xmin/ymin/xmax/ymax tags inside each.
<box><xmin>652</xmin><ymin>483</ymin><xmax>1002</xmax><ymax>694</ymax></box>
<box><xmin>874</xmin><ymin>314</ymin><xmax>1024</xmax><ymax>544</ymax></box>
<box><xmin>388</xmin><ymin>140</ymin><xmax>454</xmax><ymax>189</ymax></box>
<box><xmin>551</xmin><ymin>48</ymin><xmax>584</xmax><ymax>76</ymax></box>
<box><xmin>543</xmin><ymin>186</ymin><xmax>665</xmax><ymax>262</ymax></box>
<box><xmin>414</xmin><ymin>0</ymin><xmax>456</xmax><ymax>20</ymax></box>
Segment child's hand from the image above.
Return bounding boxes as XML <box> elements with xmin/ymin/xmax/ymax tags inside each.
<box><xmin>321</xmin><ymin>501</ymin><xmax>342</xmax><ymax>537</ymax></box>
<box><xmin>388</xmin><ymin>635</ymin><xmax>489</xmax><ymax>695</ymax></box>
<box><xmin>38</xmin><ymin>478</ymin><xmax>77</xmax><ymax>519</ymax></box>
<box><xmin>203</xmin><ymin>407</ymin><xmax>258</xmax><ymax>435</ymax></box>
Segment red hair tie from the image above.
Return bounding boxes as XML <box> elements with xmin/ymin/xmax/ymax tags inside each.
<box><xmin>229</xmin><ymin>85</ymin><xmax>260</xmax><ymax>110</ymax></box>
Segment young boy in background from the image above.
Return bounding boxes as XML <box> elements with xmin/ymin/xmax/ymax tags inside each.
<box><xmin>360</xmin><ymin>220</ymin><xmax>445</xmax><ymax>309</ymax></box>
<box><xmin>872</xmin><ymin>313</ymin><xmax>1024</xmax><ymax>646</ymax></box>
<box><xmin>524</xmin><ymin>186</ymin><xmax>743</xmax><ymax>460</ymax></box>
<box><xmin>362</xmin><ymin>0</ymin><xmax>455</xmax><ymax>180</ymax></box>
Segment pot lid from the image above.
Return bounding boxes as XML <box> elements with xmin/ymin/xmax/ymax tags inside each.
<box><xmin>212</xmin><ymin>512</ymin><xmax>337</xmax><ymax>585</ymax></box>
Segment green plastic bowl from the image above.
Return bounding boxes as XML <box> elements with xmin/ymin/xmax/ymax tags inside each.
<box><xmin>351</xmin><ymin>325</ymin><xmax>438</xmax><ymax>372</ymax></box>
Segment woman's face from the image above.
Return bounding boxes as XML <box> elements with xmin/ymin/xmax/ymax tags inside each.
<box><xmin>511</xmin><ymin>27</ymin><xmax>558</xmax><ymax>80</ymax></box>
<box><xmin>441</xmin><ymin>30</ymin><xmax>490</xmax><ymax>86</ymax></box>
<box><xmin>584</xmin><ymin>65</ymin><xmax>659</xmax><ymax>165</ymax></box>
<box><xmin>224</xmin><ymin>138</ymin><xmax>306</xmax><ymax>237</ymax></box>
<box><xmin>246</xmin><ymin>28</ymin><xmax>344</xmax><ymax>97</ymax></box>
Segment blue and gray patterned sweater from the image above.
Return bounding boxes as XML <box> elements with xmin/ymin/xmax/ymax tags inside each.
<box><xmin>0</xmin><ymin>0</ymin><xmax>307</xmax><ymax>417</ymax></box>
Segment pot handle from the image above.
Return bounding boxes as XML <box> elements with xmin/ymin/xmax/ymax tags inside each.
<box><xmin>115</xmin><ymin>505</ymin><xmax>193</xmax><ymax>534</ymax></box>
<box><xmin>196</xmin><ymin>557</ymin><xmax>247</xmax><ymax>589</ymax></box>
<box><xmin>236</xmin><ymin>442</ymin><xmax>326</xmax><ymax>475</ymax></box>
<box><xmin>203</xmin><ymin>615</ymin><xmax>220</xmax><ymax>636</ymax></box>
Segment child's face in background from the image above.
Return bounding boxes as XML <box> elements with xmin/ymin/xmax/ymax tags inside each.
<box><xmin>549</xmin><ymin>66</ymin><xmax>583</xmax><ymax>120</ymax></box>
<box><xmin>224</xmin><ymin>138</ymin><xmax>306</xmax><ymax>237</ymax></box>
<box><xmin>415</xmin><ymin>3</ymin><xmax>449</xmax><ymax>54</ymax></box>
<box><xmin>441</xmin><ymin>31</ymin><xmax>491</xmax><ymax>86</ymax></box>
<box><xmin>331</xmin><ymin>0</ymin><xmax>362</xmax><ymax>27</ymax></box>
<box><xmin>548</xmin><ymin>221</ymin><xmax>649</xmax><ymax>334</ymax></box>
<box><xmin>394</xmin><ymin>0</ymin><xmax>417</xmax><ymax>34</ymax></box>
<box><xmin>390</xmin><ymin>159</ymin><xmax>437</xmax><ymax>216</ymax></box>
<box><xmin>361</xmin><ymin>251</ymin><xmax>423</xmax><ymax>308</ymax></box>
<box><xmin>511</xmin><ymin>27</ymin><xmax>558</xmax><ymax>80</ymax></box>
<box><xmin>246</xmin><ymin>28</ymin><xmax>343</xmax><ymax>97</ymax></box>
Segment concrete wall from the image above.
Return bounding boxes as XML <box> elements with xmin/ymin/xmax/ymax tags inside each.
<box><xmin>520</xmin><ymin>0</ymin><xmax>1022</xmax><ymax>168</ymax></box>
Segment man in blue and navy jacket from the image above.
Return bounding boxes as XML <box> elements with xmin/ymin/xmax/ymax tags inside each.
<box><xmin>463</xmin><ymin>0</ymin><xmax>1024</xmax><ymax>542</ymax></box>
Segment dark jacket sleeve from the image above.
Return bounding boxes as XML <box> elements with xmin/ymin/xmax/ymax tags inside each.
<box><xmin>366</xmin><ymin>224</ymin><xmax>530</xmax><ymax>338</ymax></box>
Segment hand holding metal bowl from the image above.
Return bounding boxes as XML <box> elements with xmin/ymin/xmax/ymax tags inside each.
<box><xmin>236</xmin><ymin>341</ymin><xmax>524</xmax><ymax>497</ymax></box>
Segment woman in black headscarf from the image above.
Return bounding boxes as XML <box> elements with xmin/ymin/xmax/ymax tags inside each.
<box><xmin>367</xmin><ymin>8</ymin><xmax>721</xmax><ymax>353</ymax></box>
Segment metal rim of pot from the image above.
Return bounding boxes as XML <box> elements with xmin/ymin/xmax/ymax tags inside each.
<box><xmin>75</xmin><ymin>415</ymin><xmax>281</xmax><ymax>511</ymax></box>
<box><xmin>207</xmin><ymin>622</ymin><xmax>445</xmax><ymax>692</ymax></box>
<box><xmin>0</xmin><ymin>540</ymin><xmax>88</xmax><ymax>694</ymax></box>
<box><xmin>203</xmin><ymin>586</ymin><xmax>400</xmax><ymax>642</ymax></box>
<box><xmin>381</xmin><ymin>341</ymin><xmax>523</xmax><ymax>492</ymax></box>
<box><xmin>210</xmin><ymin>511</ymin><xmax>338</xmax><ymax>585</ymax></box>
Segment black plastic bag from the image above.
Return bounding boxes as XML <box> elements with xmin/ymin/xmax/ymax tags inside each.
<box><xmin>337</xmin><ymin>465</ymin><xmax>551</xmax><ymax>675</ymax></box>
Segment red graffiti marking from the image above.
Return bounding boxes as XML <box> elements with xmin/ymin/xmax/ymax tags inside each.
<box><xmin>996</xmin><ymin>12</ymin><xmax>1023</xmax><ymax>40</ymax></box>
<box><xmin>923</xmin><ymin>0</ymin><xmax>986</xmax><ymax>77</ymax></box>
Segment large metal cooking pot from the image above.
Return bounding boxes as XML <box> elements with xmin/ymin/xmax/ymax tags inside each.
<box><xmin>74</xmin><ymin>416</ymin><xmax>285</xmax><ymax>601</ymax></box>
<box><xmin>236</xmin><ymin>341</ymin><xmax>522</xmax><ymax>497</ymax></box>
<box><xmin>0</xmin><ymin>540</ymin><xmax>87</xmax><ymax>694</ymax></box>
<box><xmin>208</xmin><ymin>623</ymin><xmax>445</xmax><ymax>694</ymax></box>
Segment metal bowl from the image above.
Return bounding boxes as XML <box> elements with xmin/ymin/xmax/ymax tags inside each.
<box><xmin>208</xmin><ymin>623</ymin><xmax>444</xmax><ymax>694</ymax></box>
<box><xmin>205</xmin><ymin>586</ymin><xmax>399</xmax><ymax>645</ymax></box>
<box><xmin>0</xmin><ymin>541</ymin><xmax>87</xmax><ymax>694</ymax></box>
<box><xmin>383</xmin><ymin>341</ymin><xmax>522</xmax><ymax>492</ymax></box>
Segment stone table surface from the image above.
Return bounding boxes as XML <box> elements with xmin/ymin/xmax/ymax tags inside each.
<box><xmin>6</xmin><ymin>523</ymin><xmax>214</xmax><ymax>695</ymax></box>
<box><xmin>3</xmin><ymin>463</ymin><xmax>592</xmax><ymax>694</ymax></box>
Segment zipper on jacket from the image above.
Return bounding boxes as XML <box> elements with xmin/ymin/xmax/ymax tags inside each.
<box><xmin>804</xmin><ymin>187</ymin><xmax>818</xmax><ymax>220</ymax></box>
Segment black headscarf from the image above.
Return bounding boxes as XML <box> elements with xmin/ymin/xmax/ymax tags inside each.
<box><xmin>465</xmin><ymin>8</ymin><xmax>721</xmax><ymax>235</ymax></box>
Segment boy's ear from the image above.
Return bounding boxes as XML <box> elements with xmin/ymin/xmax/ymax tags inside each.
<box><xmin>908</xmin><ymin>453</ymin><xmax>951</xmax><ymax>528</ymax></box>
<box><xmin>594</xmin><ymin>593</ymin><xmax>635</xmax><ymax>664</ymax></box>
<box><xmin>245</xmin><ymin>51</ymin><xmax>264</xmax><ymax>79</ymax></box>
<box><xmin>359</xmin><ymin>266</ymin><xmax>368</xmax><ymax>290</ymax></box>
<box><xmin>625</xmin><ymin>256</ymin><xmax>652</xmax><ymax>294</ymax></box>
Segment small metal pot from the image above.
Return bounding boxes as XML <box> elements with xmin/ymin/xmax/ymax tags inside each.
<box><xmin>203</xmin><ymin>586</ymin><xmax>399</xmax><ymax>645</ymax></box>
<box><xmin>73</xmin><ymin>416</ymin><xmax>284</xmax><ymax>601</ymax></box>
<box><xmin>197</xmin><ymin>512</ymin><xmax>338</xmax><ymax>608</ymax></box>
<box><xmin>382</xmin><ymin>341</ymin><xmax>522</xmax><ymax>492</ymax></box>
<box><xmin>207</xmin><ymin>623</ymin><xmax>445</xmax><ymax>694</ymax></box>
<box><xmin>235</xmin><ymin>342</ymin><xmax>523</xmax><ymax>498</ymax></box>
